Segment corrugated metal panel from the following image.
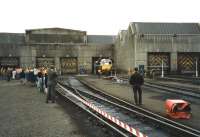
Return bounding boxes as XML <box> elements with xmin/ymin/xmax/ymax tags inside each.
<box><xmin>0</xmin><ymin>33</ymin><xmax>25</xmax><ymax>44</ymax></box>
<box><xmin>148</xmin><ymin>52</ymin><xmax>170</xmax><ymax>72</ymax></box>
<box><xmin>87</xmin><ymin>35</ymin><xmax>116</xmax><ymax>44</ymax></box>
<box><xmin>60</xmin><ymin>57</ymin><xmax>78</xmax><ymax>74</ymax></box>
<box><xmin>0</xmin><ymin>57</ymin><xmax>19</xmax><ymax>67</ymax></box>
<box><xmin>131</xmin><ymin>22</ymin><xmax>200</xmax><ymax>34</ymax></box>
<box><xmin>26</xmin><ymin>28</ymin><xmax>86</xmax><ymax>35</ymax></box>
<box><xmin>177</xmin><ymin>53</ymin><xmax>198</xmax><ymax>74</ymax></box>
<box><xmin>36</xmin><ymin>57</ymin><xmax>54</xmax><ymax>68</ymax></box>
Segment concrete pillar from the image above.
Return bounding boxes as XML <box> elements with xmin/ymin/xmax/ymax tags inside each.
<box><xmin>170</xmin><ymin>52</ymin><xmax>177</xmax><ymax>72</ymax></box>
<box><xmin>134</xmin><ymin>35</ymin><xmax>137</xmax><ymax>68</ymax></box>
<box><xmin>20</xmin><ymin>46</ymin><xmax>34</xmax><ymax>68</ymax></box>
<box><xmin>31</xmin><ymin>48</ymin><xmax>36</xmax><ymax>67</ymax></box>
<box><xmin>55</xmin><ymin>57</ymin><xmax>60</xmax><ymax>70</ymax></box>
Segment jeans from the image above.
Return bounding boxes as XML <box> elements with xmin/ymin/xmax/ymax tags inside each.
<box><xmin>46</xmin><ymin>85</ymin><xmax>56</xmax><ymax>102</ymax></box>
<box><xmin>132</xmin><ymin>85</ymin><xmax>142</xmax><ymax>105</ymax></box>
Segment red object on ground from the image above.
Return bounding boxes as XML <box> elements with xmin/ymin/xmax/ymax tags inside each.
<box><xmin>165</xmin><ymin>99</ymin><xmax>191</xmax><ymax>119</ymax></box>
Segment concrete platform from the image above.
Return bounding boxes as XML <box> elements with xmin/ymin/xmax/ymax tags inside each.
<box><xmin>78</xmin><ymin>75</ymin><xmax>200</xmax><ymax>130</ymax></box>
<box><xmin>0</xmin><ymin>80</ymin><xmax>88</xmax><ymax>137</ymax></box>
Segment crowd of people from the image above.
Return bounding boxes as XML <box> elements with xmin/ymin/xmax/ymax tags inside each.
<box><xmin>0</xmin><ymin>67</ymin><xmax>46</xmax><ymax>84</ymax></box>
<box><xmin>1</xmin><ymin>65</ymin><xmax>144</xmax><ymax>105</ymax></box>
<box><xmin>0</xmin><ymin>66</ymin><xmax>58</xmax><ymax>103</ymax></box>
<box><xmin>0</xmin><ymin>67</ymin><xmax>24</xmax><ymax>81</ymax></box>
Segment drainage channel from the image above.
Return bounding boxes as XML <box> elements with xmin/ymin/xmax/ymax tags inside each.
<box><xmin>58</xmin><ymin>76</ymin><xmax>199</xmax><ymax>137</ymax></box>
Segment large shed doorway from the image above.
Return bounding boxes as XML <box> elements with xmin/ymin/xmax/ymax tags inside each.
<box><xmin>0</xmin><ymin>57</ymin><xmax>19</xmax><ymax>68</ymax></box>
<box><xmin>60</xmin><ymin>57</ymin><xmax>78</xmax><ymax>74</ymax></box>
<box><xmin>177</xmin><ymin>53</ymin><xmax>200</xmax><ymax>74</ymax></box>
<box><xmin>147</xmin><ymin>52</ymin><xmax>170</xmax><ymax>73</ymax></box>
<box><xmin>36</xmin><ymin>57</ymin><xmax>54</xmax><ymax>68</ymax></box>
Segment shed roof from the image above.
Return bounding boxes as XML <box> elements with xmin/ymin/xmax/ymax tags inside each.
<box><xmin>87</xmin><ymin>35</ymin><xmax>116</xmax><ymax>44</ymax></box>
<box><xmin>26</xmin><ymin>27</ymin><xmax>86</xmax><ymax>35</ymax></box>
<box><xmin>0</xmin><ymin>33</ymin><xmax>25</xmax><ymax>44</ymax></box>
<box><xmin>130</xmin><ymin>22</ymin><xmax>200</xmax><ymax>35</ymax></box>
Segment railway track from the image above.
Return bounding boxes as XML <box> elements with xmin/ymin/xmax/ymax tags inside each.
<box><xmin>117</xmin><ymin>76</ymin><xmax>200</xmax><ymax>99</ymax></box>
<box><xmin>144</xmin><ymin>81</ymin><xmax>200</xmax><ymax>99</ymax></box>
<box><xmin>56</xmin><ymin>82</ymin><xmax>136</xmax><ymax>137</ymax></box>
<box><xmin>57</xmin><ymin>77</ymin><xmax>200</xmax><ymax>137</ymax></box>
<box><xmin>157</xmin><ymin>76</ymin><xmax>200</xmax><ymax>84</ymax></box>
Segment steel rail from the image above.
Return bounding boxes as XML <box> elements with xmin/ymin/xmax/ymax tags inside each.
<box><xmin>115</xmin><ymin>76</ymin><xmax>200</xmax><ymax>99</ymax></box>
<box><xmin>77</xmin><ymin>78</ymin><xmax>200</xmax><ymax>137</ymax></box>
<box><xmin>144</xmin><ymin>81</ymin><xmax>200</xmax><ymax>99</ymax></box>
<box><xmin>56</xmin><ymin>84</ymin><xmax>129</xmax><ymax>137</ymax></box>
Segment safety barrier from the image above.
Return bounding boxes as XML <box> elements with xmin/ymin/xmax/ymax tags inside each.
<box><xmin>58</xmin><ymin>84</ymin><xmax>147</xmax><ymax>137</ymax></box>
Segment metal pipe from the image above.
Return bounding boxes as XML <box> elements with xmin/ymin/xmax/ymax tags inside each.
<box><xmin>196</xmin><ymin>59</ymin><xmax>198</xmax><ymax>77</ymax></box>
<box><xmin>161</xmin><ymin>59</ymin><xmax>164</xmax><ymax>78</ymax></box>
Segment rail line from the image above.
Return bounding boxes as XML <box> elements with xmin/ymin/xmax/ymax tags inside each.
<box><xmin>57</xmin><ymin>77</ymin><xmax>200</xmax><ymax>137</ymax></box>
<box><xmin>116</xmin><ymin>76</ymin><xmax>200</xmax><ymax>99</ymax></box>
<box><xmin>56</xmin><ymin>84</ymin><xmax>127</xmax><ymax>137</ymax></box>
<box><xmin>144</xmin><ymin>81</ymin><xmax>200</xmax><ymax>99</ymax></box>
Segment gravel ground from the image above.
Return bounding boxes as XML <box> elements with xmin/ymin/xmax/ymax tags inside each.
<box><xmin>0</xmin><ymin>80</ymin><xmax>118</xmax><ymax>137</ymax></box>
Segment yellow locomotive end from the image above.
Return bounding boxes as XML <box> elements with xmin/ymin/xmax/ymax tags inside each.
<box><xmin>100</xmin><ymin>59</ymin><xmax>112</xmax><ymax>73</ymax></box>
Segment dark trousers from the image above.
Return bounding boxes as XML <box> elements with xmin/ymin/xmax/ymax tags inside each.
<box><xmin>132</xmin><ymin>85</ymin><xmax>142</xmax><ymax>105</ymax></box>
<box><xmin>46</xmin><ymin>85</ymin><xmax>56</xmax><ymax>102</ymax></box>
<box><xmin>7</xmin><ymin>75</ymin><xmax>11</xmax><ymax>81</ymax></box>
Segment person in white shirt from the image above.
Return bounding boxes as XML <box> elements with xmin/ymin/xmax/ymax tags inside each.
<box><xmin>12</xmin><ymin>69</ymin><xmax>17</xmax><ymax>80</ymax></box>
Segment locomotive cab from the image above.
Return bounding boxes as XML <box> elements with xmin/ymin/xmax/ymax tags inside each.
<box><xmin>99</xmin><ymin>59</ymin><xmax>112</xmax><ymax>74</ymax></box>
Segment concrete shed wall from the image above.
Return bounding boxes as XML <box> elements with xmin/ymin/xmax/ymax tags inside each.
<box><xmin>114</xmin><ymin>28</ymin><xmax>135</xmax><ymax>73</ymax></box>
<box><xmin>0</xmin><ymin>45</ymin><xmax>34</xmax><ymax>67</ymax></box>
<box><xmin>31</xmin><ymin>43</ymin><xmax>113</xmax><ymax>73</ymax></box>
<box><xmin>135</xmin><ymin>35</ymin><xmax>200</xmax><ymax>71</ymax></box>
<box><xmin>115</xmin><ymin>25</ymin><xmax>200</xmax><ymax>74</ymax></box>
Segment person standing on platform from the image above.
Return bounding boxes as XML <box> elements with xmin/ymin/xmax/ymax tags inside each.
<box><xmin>12</xmin><ymin>68</ymin><xmax>16</xmax><ymax>80</ymax></box>
<box><xmin>37</xmin><ymin>69</ymin><xmax>43</xmax><ymax>92</ymax></box>
<box><xmin>44</xmin><ymin>68</ymin><xmax>48</xmax><ymax>93</ymax></box>
<box><xmin>20</xmin><ymin>69</ymin><xmax>25</xmax><ymax>84</ymax></box>
<box><xmin>0</xmin><ymin>67</ymin><xmax>2</xmax><ymax>80</ymax></box>
<box><xmin>129</xmin><ymin>67</ymin><xmax>144</xmax><ymax>105</ymax></box>
<box><xmin>6</xmin><ymin>67</ymin><xmax>12</xmax><ymax>82</ymax></box>
<box><xmin>46</xmin><ymin>66</ymin><xmax>58</xmax><ymax>103</ymax></box>
<box><xmin>33</xmin><ymin>67</ymin><xmax>38</xmax><ymax>85</ymax></box>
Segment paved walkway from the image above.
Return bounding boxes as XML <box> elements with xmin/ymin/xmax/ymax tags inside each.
<box><xmin>0</xmin><ymin>80</ymin><xmax>88</xmax><ymax>137</ymax></box>
<box><xmin>78</xmin><ymin>75</ymin><xmax>200</xmax><ymax>130</ymax></box>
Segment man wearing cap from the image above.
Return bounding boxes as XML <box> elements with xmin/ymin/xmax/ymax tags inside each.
<box><xmin>129</xmin><ymin>67</ymin><xmax>144</xmax><ymax>105</ymax></box>
<box><xmin>46</xmin><ymin>66</ymin><xmax>58</xmax><ymax>103</ymax></box>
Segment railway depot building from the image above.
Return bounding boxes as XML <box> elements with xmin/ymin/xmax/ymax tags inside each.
<box><xmin>114</xmin><ymin>22</ymin><xmax>200</xmax><ymax>75</ymax></box>
<box><xmin>0</xmin><ymin>28</ymin><xmax>114</xmax><ymax>74</ymax></box>
<box><xmin>1</xmin><ymin>23</ymin><xmax>200</xmax><ymax>75</ymax></box>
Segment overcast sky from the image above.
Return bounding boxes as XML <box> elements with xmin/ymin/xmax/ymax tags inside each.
<box><xmin>0</xmin><ymin>0</ymin><xmax>200</xmax><ymax>35</ymax></box>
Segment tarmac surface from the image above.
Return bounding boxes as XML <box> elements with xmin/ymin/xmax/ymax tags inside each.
<box><xmin>0</xmin><ymin>77</ymin><xmax>199</xmax><ymax>137</ymax></box>
<box><xmin>0</xmin><ymin>80</ymin><xmax>114</xmax><ymax>137</ymax></box>
<box><xmin>78</xmin><ymin>75</ymin><xmax>200</xmax><ymax>130</ymax></box>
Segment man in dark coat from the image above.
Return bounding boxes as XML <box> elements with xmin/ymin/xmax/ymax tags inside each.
<box><xmin>6</xmin><ymin>68</ymin><xmax>12</xmax><ymax>82</ymax></box>
<box><xmin>37</xmin><ymin>70</ymin><xmax>43</xmax><ymax>92</ymax></box>
<box><xmin>129</xmin><ymin>67</ymin><xmax>144</xmax><ymax>105</ymax></box>
<box><xmin>46</xmin><ymin>66</ymin><xmax>57</xmax><ymax>103</ymax></box>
